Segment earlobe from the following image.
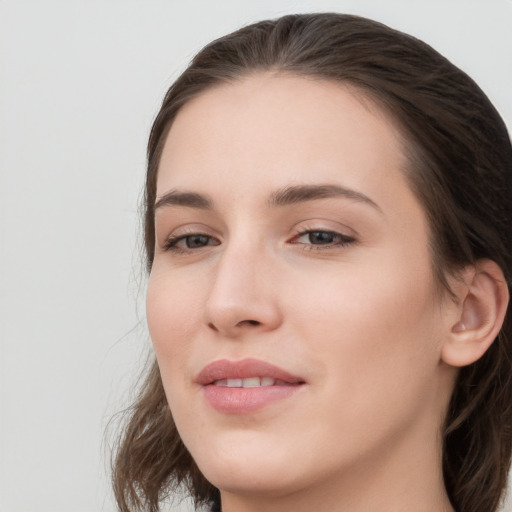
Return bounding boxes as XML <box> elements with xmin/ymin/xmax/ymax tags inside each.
<box><xmin>441</xmin><ymin>259</ymin><xmax>509</xmax><ymax>367</ymax></box>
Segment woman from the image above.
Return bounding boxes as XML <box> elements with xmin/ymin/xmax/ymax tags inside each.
<box><xmin>113</xmin><ymin>13</ymin><xmax>512</xmax><ymax>512</ymax></box>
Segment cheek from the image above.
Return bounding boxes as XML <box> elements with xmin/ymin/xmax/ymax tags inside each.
<box><xmin>146</xmin><ymin>268</ymin><xmax>202</xmax><ymax>376</ymax></box>
<box><xmin>292</xmin><ymin>252</ymin><xmax>435</xmax><ymax>334</ymax></box>
<box><xmin>276</xmin><ymin>262</ymin><xmax>444</xmax><ymax>463</ymax></box>
<box><xmin>286</xmin><ymin>251</ymin><xmax>442</xmax><ymax>396</ymax></box>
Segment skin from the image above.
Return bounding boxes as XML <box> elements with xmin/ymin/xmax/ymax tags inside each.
<box><xmin>147</xmin><ymin>73</ymin><xmax>458</xmax><ymax>512</ymax></box>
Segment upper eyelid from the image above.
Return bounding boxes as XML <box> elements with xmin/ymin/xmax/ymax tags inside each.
<box><xmin>291</xmin><ymin>220</ymin><xmax>358</xmax><ymax>238</ymax></box>
<box><xmin>294</xmin><ymin>228</ymin><xmax>354</xmax><ymax>237</ymax></box>
<box><xmin>165</xmin><ymin>230</ymin><xmax>219</xmax><ymax>243</ymax></box>
<box><xmin>162</xmin><ymin>223</ymin><xmax>355</xmax><ymax>237</ymax></box>
<box><xmin>160</xmin><ymin>223</ymin><xmax>220</xmax><ymax>239</ymax></box>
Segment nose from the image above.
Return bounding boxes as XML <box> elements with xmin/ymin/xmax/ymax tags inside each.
<box><xmin>204</xmin><ymin>243</ymin><xmax>283</xmax><ymax>338</ymax></box>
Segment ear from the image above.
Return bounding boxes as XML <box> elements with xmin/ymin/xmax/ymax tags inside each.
<box><xmin>441</xmin><ymin>259</ymin><xmax>509</xmax><ymax>367</ymax></box>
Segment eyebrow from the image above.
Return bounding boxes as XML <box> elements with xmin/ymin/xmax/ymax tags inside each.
<box><xmin>154</xmin><ymin>184</ymin><xmax>381</xmax><ymax>213</ymax></box>
<box><xmin>268</xmin><ymin>184</ymin><xmax>382</xmax><ymax>212</ymax></box>
<box><xmin>154</xmin><ymin>190</ymin><xmax>213</xmax><ymax>210</ymax></box>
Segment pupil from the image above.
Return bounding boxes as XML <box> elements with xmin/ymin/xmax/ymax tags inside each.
<box><xmin>187</xmin><ymin>235</ymin><xmax>209</xmax><ymax>248</ymax></box>
<box><xmin>309</xmin><ymin>231</ymin><xmax>334</xmax><ymax>244</ymax></box>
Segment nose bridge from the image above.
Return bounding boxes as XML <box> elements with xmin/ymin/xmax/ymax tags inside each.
<box><xmin>204</xmin><ymin>234</ymin><xmax>281</xmax><ymax>335</ymax></box>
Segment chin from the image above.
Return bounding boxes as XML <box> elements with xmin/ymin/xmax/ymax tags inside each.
<box><xmin>201</xmin><ymin>461</ymin><xmax>303</xmax><ymax>498</ymax></box>
<box><xmin>185</xmin><ymin>432</ymin><xmax>308</xmax><ymax>496</ymax></box>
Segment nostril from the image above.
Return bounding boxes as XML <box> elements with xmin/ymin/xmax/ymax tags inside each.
<box><xmin>206</xmin><ymin>319</ymin><xmax>261</xmax><ymax>333</ymax></box>
<box><xmin>238</xmin><ymin>319</ymin><xmax>261</xmax><ymax>327</ymax></box>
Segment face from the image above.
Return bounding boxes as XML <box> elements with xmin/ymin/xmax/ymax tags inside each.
<box><xmin>147</xmin><ymin>74</ymin><xmax>455</xmax><ymax>501</ymax></box>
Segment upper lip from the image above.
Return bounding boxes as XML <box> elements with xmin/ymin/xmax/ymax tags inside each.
<box><xmin>195</xmin><ymin>358</ymin><xmax>305</xmax><ymax>385</ymax></box>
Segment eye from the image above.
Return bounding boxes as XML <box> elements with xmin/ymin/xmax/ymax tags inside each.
<box><xmin>164</xmin><ymin>233</ymin><xmax>220</xmax><ymax>252</ymax></box>
<box><xmin>292</xmin><ymin>230</ymin><xmax>355</xmax><ymax>249</ymax></box>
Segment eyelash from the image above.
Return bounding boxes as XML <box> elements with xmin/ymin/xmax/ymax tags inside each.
<box><xmin>163</xmin><ymin>233</ymin><xmax>219</xmax><ymax>253</ymax></box>
<box><xmin>291</xmin><ymin>229</ymin><xmax>356</xmax><ymax>251</ymax></box>
<box><xmin>163</xmin><ymin>229</ymin><xmax>356</xmax><ymax>254</ymax></box>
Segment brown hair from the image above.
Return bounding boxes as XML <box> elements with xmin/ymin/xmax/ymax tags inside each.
<box><xmin>112</xmin><ymin>13</ymin><xmax>512</xmax><ymax>512</ymax></box>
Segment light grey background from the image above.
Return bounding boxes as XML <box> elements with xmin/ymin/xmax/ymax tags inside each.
<box><xmin>1</xmin><ymin>1</ymin><xmax>511</xmax><ymax>511</ymax></box>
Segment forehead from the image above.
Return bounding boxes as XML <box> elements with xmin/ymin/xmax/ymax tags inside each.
<box><xmin>156</xmin><ymin>72</ymin><xmax>410</xmax><ymax>210</ymax></box>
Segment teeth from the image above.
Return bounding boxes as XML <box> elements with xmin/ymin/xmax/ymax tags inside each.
<box><xmin>213</xmin><ymin>377</ymin><xmax>277</xmax><ymax>387</ymax></box>
<box><xmin>243</xmin><ymin>377</ymin><xmax>261</xmax><ymax>387</ymax></box>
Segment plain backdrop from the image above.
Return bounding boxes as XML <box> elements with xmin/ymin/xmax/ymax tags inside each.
<box><xmin>1</xmin><ymin>1</ymin><xmax>511</xmax><ymax>511</ymax></box>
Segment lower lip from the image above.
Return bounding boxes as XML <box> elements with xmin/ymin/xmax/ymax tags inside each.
<box><xmin>203</xmin><ymin>384</ymin><xmax>301</xmax><ymax>414</ymax></box>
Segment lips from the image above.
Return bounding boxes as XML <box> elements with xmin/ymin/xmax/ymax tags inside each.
<box><xmin>196</xmin><ymin>358</ymin><xmax>304</xmax><ymax>385</ymax></box>
<box><xmin>196</xmin><ymin>358</ymin><xmax>305</xmax><ymax>414</ymax></box>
